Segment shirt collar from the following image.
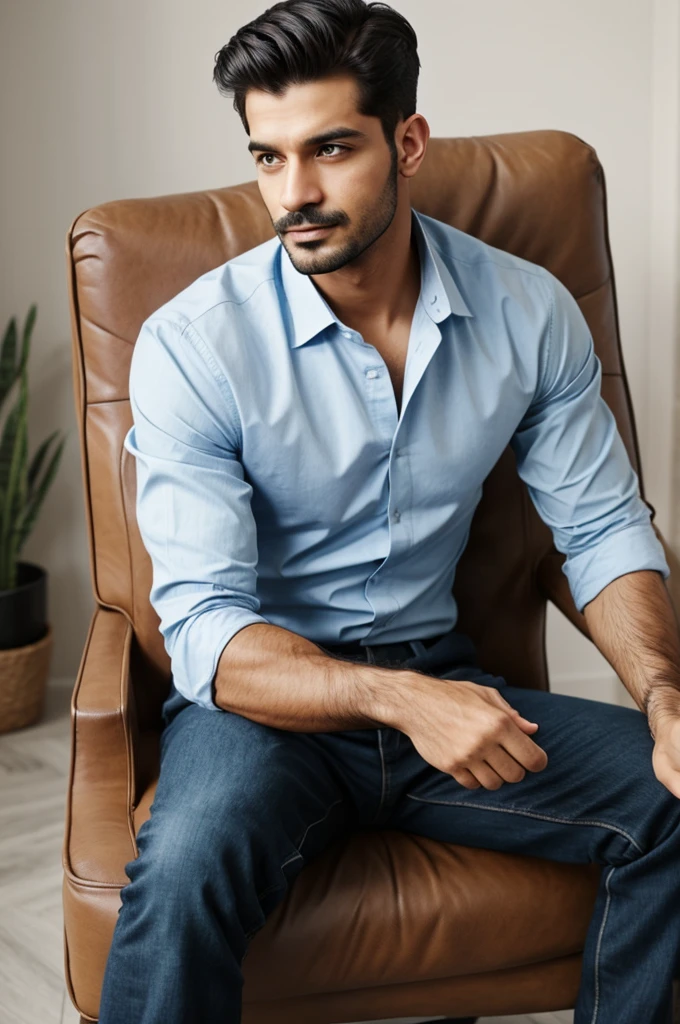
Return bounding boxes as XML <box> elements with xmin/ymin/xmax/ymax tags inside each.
<box><xmin>280</xmin><ymin>207</ymin><xmax>472</xmax><ymax>349</ymax></box>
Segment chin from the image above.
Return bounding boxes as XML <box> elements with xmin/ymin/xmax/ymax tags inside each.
<box><xmin>286</xmin><ymin>243</ymin><xmax>339</xmax><ymax>272</ymax></box>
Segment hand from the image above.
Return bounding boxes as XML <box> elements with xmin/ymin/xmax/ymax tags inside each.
<box><xmin>647</xmin><ymin>685</ymin><xmax>680</xmax><ymax>800</ymax></box>
<box><xmin>400</xmin><ymin>674</ymin><xmax>548</xmax><ymax>790</ymax></box>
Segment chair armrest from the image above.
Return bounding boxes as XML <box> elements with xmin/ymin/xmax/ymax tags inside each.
<box><xmin>63</xmin><ymin>605</ymin><xmax>139</xmax><ymax>886</ymax></box>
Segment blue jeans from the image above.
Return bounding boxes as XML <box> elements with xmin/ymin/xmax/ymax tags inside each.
<box><xmin>98</xmin><ymin>626</ymin><xmax>680</xmax><ymax>1023</ymax></box>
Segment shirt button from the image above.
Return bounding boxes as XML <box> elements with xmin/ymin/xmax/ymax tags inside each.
<box><xmin>393</xmin><ymin>509</ymin><xmax>401</xmax><ymax>522</ymax></box>
<box><xmin>366</xmin><ymin>369</ymin><xmax>378</xmax><ymax>379</ymax></box>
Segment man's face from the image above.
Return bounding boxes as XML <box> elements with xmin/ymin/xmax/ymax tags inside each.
<box><xmin>245</xmin><ymin>74</ymin><xmax>399</xmax><ymax>275</ymax></box>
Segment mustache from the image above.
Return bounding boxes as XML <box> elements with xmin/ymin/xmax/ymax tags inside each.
<box><xmin>275</xmin><ymin>210</ymin><xmax>349</xmax><ymax>233</ymax></box>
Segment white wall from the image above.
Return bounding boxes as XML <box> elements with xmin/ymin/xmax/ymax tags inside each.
<box><xmin>0</xmin><ymin>0</ymin><xmax>677</xmax><ymax>705</ymax></box>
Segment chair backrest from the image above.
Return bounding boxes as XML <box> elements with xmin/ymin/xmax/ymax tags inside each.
<box><xmin>66</xmin><ymin>130</ymin><xmax>644</xmax><ymax>721</ymax></box>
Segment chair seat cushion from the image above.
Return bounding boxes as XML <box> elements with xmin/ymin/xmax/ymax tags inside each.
<box><xmin>66</xmin><ymin>746</ymin><xmax>600</xmax><ymax>1019</ymax></box>
<box><xmin>131</xmin><ymin>772</ymin><xmax>601</xmax><ymax>1003</ymax></box>
<box><xmin>241</xmin><ymin>827</ymin><xmax>601</xmax><ymax>1002</ymax></box>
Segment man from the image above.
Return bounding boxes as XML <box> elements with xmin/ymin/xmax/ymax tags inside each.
<box><xmin>98</xmin><ymin>1</ymin><xmax>680</xmax><ymax>1022</ymax></box>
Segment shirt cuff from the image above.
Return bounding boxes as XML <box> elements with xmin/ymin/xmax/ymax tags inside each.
<box><xmin>563</xmin><ymin>522</ymin><xmax>671</xmax><ymax>614</ymax></box>
<box><xmin>169</xmin><ymin>606</ymin><xmax>271</xmax><ymax>711</ymax></box>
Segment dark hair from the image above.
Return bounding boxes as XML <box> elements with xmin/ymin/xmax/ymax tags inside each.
<box><xmin>213</xmin><ymin>0</ymin><xmax>420</xmax><ymax>149</ymax></box>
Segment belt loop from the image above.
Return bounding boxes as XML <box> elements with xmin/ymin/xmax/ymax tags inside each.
<box><xmin>409</xmin><ymin>639</ymin><xmax>428</xmax><ymax>658</ymax></box>
<box><xmin>365</xmin><ymin>646</ymin><xmax>376</xmax><ymax>665</ymax></box>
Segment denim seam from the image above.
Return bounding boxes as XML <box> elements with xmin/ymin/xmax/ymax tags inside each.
<box><xmin>591</xmin><ymin>865</ymin><xmax>615</xmax><ymax>1024</ymax></box>
<box><xmin>254</xmin><ymin>797</ymin><xmax>344</xmax><ymax>903</ymax></box>
<box><xmin>405</xmin><ymin>793</ymin><xmax>644</xmax><ymax>853</ymax></box>
<box><xmin>372</xmin><ymin>729</ymin><xmax>388</xmax><ymax>824</ymax></box>
<box><xmin>293</xmin><ymin>797</ymin><xmax>344</xmax><ymax>858</ymax></box>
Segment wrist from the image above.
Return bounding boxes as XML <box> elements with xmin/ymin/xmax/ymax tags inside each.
<box><xmin>645</xmin><ymin>682</ymin><xmax>680</xmax><ymax>739</ymax></box>
<box><xmin>355</xmin><ymin>663</ymin><xmax>433</xmax><ymax>729</ymax></box>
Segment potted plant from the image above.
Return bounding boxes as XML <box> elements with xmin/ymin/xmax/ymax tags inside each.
<box><xmin>0</xmin><ymin>304</ymin><xmax>66</xmax><ymax>732</ymax></box>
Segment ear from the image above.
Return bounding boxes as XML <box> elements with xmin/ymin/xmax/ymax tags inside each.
<box><xmin>396</xmin><ymin>113</ymin><xmax>430</xmax><ymax>179</ymax></box>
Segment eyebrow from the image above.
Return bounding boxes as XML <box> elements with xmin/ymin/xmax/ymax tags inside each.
<box><xmin>247</xmin><ymin>126</ymin><xmax>368</xmax><ymax>154</ymax></box>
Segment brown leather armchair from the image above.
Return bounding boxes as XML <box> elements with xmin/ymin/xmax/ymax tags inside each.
<box><xmin>62</xmin><ymin>129</ymin><xmax>680</xmax><ymax>1023</ymax></box>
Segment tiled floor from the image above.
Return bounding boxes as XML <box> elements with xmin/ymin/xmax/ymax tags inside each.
<box><xmin>0</xmin><ymin>680</ymin><xmax>572</xmax><ymax>1024</ymax></box>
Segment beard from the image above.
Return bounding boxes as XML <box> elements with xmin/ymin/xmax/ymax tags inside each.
<box><xmin>277</xmin><ymin>146</ymin><xmax>399</xmax><ymax>276</ymax></box>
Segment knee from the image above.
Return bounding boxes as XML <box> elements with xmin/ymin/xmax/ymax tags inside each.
<box><xmin>127</xmin><ymin>807</ymin><xmax>253</xmax><ymax>891</ymax></box>
<box><xmin>120</xmin><ymin>726</ymin><xmax>304</xmax><ymax>912</ymax></box>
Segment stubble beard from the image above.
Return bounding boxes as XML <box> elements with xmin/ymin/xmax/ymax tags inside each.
<box><xmin>281</xmin><ymin>146</ymin><xmax>399</xmax><ymax>276</ymax></box>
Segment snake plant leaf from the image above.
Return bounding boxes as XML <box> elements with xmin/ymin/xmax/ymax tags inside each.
<box><xmin>17</xmin><ymin>377</ymin><xmax>28</xmax><ymax>517</ymax></box>
<box><xmin>0</xmin><ymin>305</ymin><xmax>33</xmax><ymax>410</ymax></box>
<box><xmin>0</xmin><ymin>304</ymin><xmax>64</xmax><ymax>592</ymax></box>
<box><xmin>0</xmin><ymin>397</ymin><xmax>21</xmax><ymax>502</ymax></box>
<box><xmin>19</xmin><ymin>304</ymin><xmax>36</xmax><ymax>374</ymax></box>
<box><xmin>0</xmin><ymin>317</ymin><xmax>17</xmax><ymax>407</ymax></box>
<box><xmin>0</xmin><ymin>372</ymin><xmax>28</xmax><ymax>560</ymax></box>
<box><xmin>27</xmin><ymin>429</ymin><xmax>60</xmax><ymax>496</ymax></box>
<box><xmin>10</xmin><ymin>435</ymin><xmax>65</xmax><ymax>558</ymax></box>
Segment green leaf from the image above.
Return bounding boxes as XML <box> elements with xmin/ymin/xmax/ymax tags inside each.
<box><xmin>0</xmin><ymin>372</ymin><xmax>28</xmax><ymax>561</ymax></box>
<box><xmin>18</xmin><ymin>304</ymin><xmax>36</xmax><ymax>378</ymax></box>
<box><xmin>11</xmin><ymin>435</ymin><xmax>65</xmax><ymax>557</ymax></box>
<box><xmin>0</xmin><ymin>305</ymin><xmax>61</xmax><ymax>587</ymax></box>
<box><xmin>0</xmin><ymin>304</ymin><xmax>34</xmax><ymax>413</ymax></box>
<box><xmin>27</xmin><ymin>429</ymin><xmax>60</xmax><ymax>497</ymax></box>
<box><xmin>0</xmin><ymin>400</ymin><xmax>20</xmax><ymax>511</ymax></box>
<box><xmin>0</xmin><ymin>317</ymin><xmax>18</xmax><ymax>408</ymax></box>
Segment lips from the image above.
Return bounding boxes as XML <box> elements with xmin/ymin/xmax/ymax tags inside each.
<box><xmin>285</xmin><ymin>223</ymin><xmax>336</xmax><ymax>233</ymax></box>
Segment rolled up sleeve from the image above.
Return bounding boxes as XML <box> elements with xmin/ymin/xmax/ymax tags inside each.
<box><xmin>510</xmin><ymin>272</ymin><xmax>670</xmax><ymax>614</ymax></box>
<box><xmin>123</xmin><ymin>315</ymin><xmax>269</xmax><ymax>710</ymax></box>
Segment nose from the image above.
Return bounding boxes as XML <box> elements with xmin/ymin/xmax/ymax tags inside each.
<box><xmin>279</xmin><ymin>157</ymin><xmax>323</xmax><ymax>214</ymax></box>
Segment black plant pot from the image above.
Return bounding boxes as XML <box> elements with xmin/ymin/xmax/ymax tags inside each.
<box><xmin>0</xmin><ymin>560</ymin><xmax>49</xmax><ymax>650</ymax></box>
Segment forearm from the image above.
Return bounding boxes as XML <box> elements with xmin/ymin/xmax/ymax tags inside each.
<box><xmin>212</xmin><ymin>622</ymin><xmax>418</xmax><ymax>731</ymax></box>
<box><xmin>582</xmin><ymin>569</ymin><xmax>680</xmax><ymax>735</ymax></box>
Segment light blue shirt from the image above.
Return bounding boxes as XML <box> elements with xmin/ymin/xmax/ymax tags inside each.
<box><xmin>124</xmin><ymin>208</ymin><xmax>670</xmax><ymax>710</ymax></box>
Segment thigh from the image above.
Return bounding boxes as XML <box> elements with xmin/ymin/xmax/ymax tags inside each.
<box><xmin>388</xmin><ymin>671</ymin><xmax>680</xmax><ymax>867</ymax></box>
<box><xmin>130</xmin><ymin>684</ymin><xmax>358</xmax><ymax>919</ymax></box>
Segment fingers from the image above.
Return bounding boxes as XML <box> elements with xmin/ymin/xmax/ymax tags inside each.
<box><xmin>479</xmin><ymin>688</ymin><xmax>548</xmax><ymax>772</ymax></box>
<box><xmin>455</xmin><ymin>747</ymin><xmax>537</xmax><ymax>791</ymax></box>
<box><xmin>484</xmin><ymin>746</ymin><xmax>528</xmax><ymax>785</ymax></box>
<box><xmin>467</xmin><ymin>759</ymin><xmax>506</xmax><ymax>790</ymax></box>
<box><xmin>494</xmin><ymin>691</ymin><xmax>538</xmax><ymax>728</ymax></box>
<box><xmin>504</xmin><ymin>725</ymin><xmax>549</xmax><ymax>772</ymax></box>
<box><xmin>451</xmin><ymin>765</ymin><xmax>481</xmax><ymax>789</ymax></box>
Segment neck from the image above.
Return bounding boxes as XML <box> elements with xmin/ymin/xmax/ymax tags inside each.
<box><xmin>309</xmin><ymin>202</ymin><xmax>421</xmax><ymax>334</ymax></box>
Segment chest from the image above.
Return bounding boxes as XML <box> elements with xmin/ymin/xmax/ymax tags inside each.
<box><xmin>362</xmin><ymin>324</ymin><xmax>410</xmax><ymax>418</ymax></box>
<box><xmin>240</xmin><ymin>324</ymin><xmax>532</xmax><ymax>535</ymax></box>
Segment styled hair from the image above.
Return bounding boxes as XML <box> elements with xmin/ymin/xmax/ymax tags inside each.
<box><xmin>213</xmin><ymin>0</ymin><xmax>420</xmax><ymax>148</ymax></box>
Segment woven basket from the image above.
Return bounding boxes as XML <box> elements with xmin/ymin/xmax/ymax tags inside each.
<box><xmin>0</xmin><ymin>623</ymin><xmax>53</xmax><ymax>734</ymax></box>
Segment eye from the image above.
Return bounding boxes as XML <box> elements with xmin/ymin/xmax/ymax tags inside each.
<box><xmin>255</xmin><ymin>143</ymin><xmax>349</xmax><ymax>167</ymax></box>
<box><xmin>318</xmin><ymin>144</ymin><xmax>347</xmax><ymax>157</ymax></box>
